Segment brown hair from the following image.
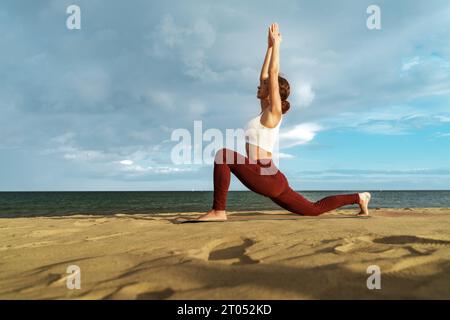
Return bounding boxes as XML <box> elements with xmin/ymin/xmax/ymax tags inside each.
<box><xmin>278</xmin><ymin>75</ymin><xmax>290</xmax><ymax>114</ymax></box>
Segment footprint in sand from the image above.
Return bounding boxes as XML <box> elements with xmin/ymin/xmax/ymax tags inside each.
<box><xmin>334</xmin><ymin>234</ymin><xmax>450</xmax><ymax>254</ymax></box>
<box><xmin>185</xmin><ymin>237</ymin><xmax>260</xmax><ymax>265</ymax></box>
<box><xmin>208</xmin><ymin>238</ymin><xmax>260</xmax><ymax>265</ymax></box>
<box><xmin>334</xmin><ymin>234</ymin><xmax>450</xmax><ymax>276</ymax></box>
<box><xmin>333</xmin><ymin>236</ymin><xmax>378</xmax><ymax>254</ymax></box>
<box><xmin>374</xmin><ymin>235</ymin><xmax>450</xmax><ymax>272</ymax></box>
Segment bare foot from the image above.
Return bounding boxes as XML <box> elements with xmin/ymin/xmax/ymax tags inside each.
<box><xmin>357</xmin><ymin>192</ymin><xmax>371</xmax><ymax>216</ymax></box>
<box><xmin>197</xmin><ymin>209</ymin><xmax>227</xmax><ymax>222</ymax></box>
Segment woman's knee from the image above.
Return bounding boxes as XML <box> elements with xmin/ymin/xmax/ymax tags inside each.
<box><xmin>273</xmin><ymin>192</ymin><xmax>321</xmax><ymax>216</ymax></box>
<box><xmin>214</xmin><ymin>148</ymin><xmax>245</xmax><ymax>165</ymax></box>
<box><xmin>214</xmin><ymin>148</ymin><xmax>232</xmax><ymax>164</ymax></box>
<box><xmin>302</xmin><ymin>204</ymin><xmax>325</xmax><ymax>216</ymax></box>
<box><xmin>264</xmin><ymin>189</ymin><xmax>284</xmax><ymax>199</ymax></box>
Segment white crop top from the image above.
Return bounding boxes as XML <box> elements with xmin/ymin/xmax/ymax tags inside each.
<box><xmin>244</xmin><ymin>114</ymin><xmax>282</xmax><ymax>153</ymax></box>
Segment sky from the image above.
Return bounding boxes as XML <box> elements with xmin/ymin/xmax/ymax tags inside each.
<box><xmin>1</xmin><ymin>0</ymin><xmax>450</xmax><ymax>191</ymax></box>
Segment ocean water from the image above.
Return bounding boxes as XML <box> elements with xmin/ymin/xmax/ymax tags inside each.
<box><xmin>0</xmin><ymin>191</ymin><xmax>449</xmax><ymax>217</ymax></box>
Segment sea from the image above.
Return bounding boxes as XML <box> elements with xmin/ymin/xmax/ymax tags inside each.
<box><xmin>0</xmin><ymin>190</ymin><xmax>449</xmax><ymax>217</ymax></box>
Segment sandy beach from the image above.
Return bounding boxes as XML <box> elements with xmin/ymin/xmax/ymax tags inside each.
<box><xmin>1</xmin><ymin>208</ymin><xmax>450</xmax><ymax>299</ymax></box>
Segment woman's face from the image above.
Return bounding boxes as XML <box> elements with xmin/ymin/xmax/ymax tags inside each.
<box><xmin>257</xmin><ymin>79</ymin><xmax>269</xmax><ymax>100</ymax></box>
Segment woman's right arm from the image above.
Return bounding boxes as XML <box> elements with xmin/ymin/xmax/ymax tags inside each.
<box><xmin>268</xmin><ymin>23</ymin><xmax>282</xmax><ymax>116</ymax></box>
<box><xmin>259</xmin><ymin>27</ymin><xmax>273</xmax><ymax>82</ymax></box>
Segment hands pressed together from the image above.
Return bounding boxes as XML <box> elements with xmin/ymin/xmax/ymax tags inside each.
<box><xmin>268</xmin><ymin>23</ymin><xmax>282</xmax><ymax>47</ymax></box>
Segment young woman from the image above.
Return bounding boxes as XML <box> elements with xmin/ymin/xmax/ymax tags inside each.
<box><xmin>198</xmin><ymin>23</ymin><xmax>371</xmax><ymax>222</ymax></box>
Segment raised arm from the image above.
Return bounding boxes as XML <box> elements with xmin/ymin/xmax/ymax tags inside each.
<box><xmin>259</xmin><ymin>27</ymin><xmax>273</xmax><ymax>81</ymax></box>
<box><xmin>268</xmin><ymin>23</ymin><xmax>282</xmax><ymax>116</ymax></box>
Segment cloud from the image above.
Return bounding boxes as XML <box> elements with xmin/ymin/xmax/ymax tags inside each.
<box><xmin>436</xmin><ymin>132</ymin><xmax>450</xmax><ymax>138</ymax></box>
<box><xmin>149</xmin><ymin>91</ymin><xmax>176</xmax><ymax>109</ymax></box>
<box><xmin>279</xmin><ymin>123</ymin><xmax>322</xmax><ymax>148</ymax></box>
<box><xmin>188</xmin><ymin>100</ymin><xmax>206</xmax><ymax>116</ymax></box>
<box><xmin>354</xmin><ymin>121</ymin><xmax>411</xmax><ymax>135</ymax></box>
<box><xmin>436</xmin><ymin>115</ymin><xmax>450</xmax><ymax>123</ymax></box>
<box><xmin>67</xmin><ymin>66</ymin><xmax>111</xmax><ymax>104</ymax></box>
<box><xmin>41</xmin><ymin>132</ymin><xmax>201</xmax><ymax>182</ymax></box>
<box><xmin>1</xmin><ymin>0</ymin><xmax>450</xmax><ymax>190</ymax></box>
<box><xmin>119</xmin><ymin>163</ymin><xmax>197</xmax><ymax>175</ymax></box>
<box><xmin>292</xmin><ymin>82</ymin><xmax>315</xmax><ymax>108</ymax></box>
<box><xmin>296</xmin><ymin>168</ymin><xmax>450</xmax><ymax>176</ymax></box>
<box><xmin>277</xmin><ymin>152</ymin><xmax>295</xmax><ymax>159</ymax></box>
<box><xmin>120</xmin><ymin>160</ymin><xmax>134</xmax><ymax>165</ymax></box>
<box><xmin>285</xmin><ymin>167</ymin><xmax>450</xmax><ymax>190</ymax></box>
<box><xmin>150</xmin><ymin>14</ymin><xmax>219</xmax><ymax>82</ymax></box>
<box><xmin>318</xmin><ymin>104</ymin><xmax>450</xmax><ymax>135</ymax></box>
<box><xmin>401</xmin><ymin>56</ymin><xmax>420</xmax><ymax>71</ymax></box>
<box><xmin>62</xmin><ymin>148</ymin><xmax>111</xmax><ymax>162</ymax></box>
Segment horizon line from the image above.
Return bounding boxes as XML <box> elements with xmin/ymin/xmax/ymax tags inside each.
<box><xmin>1</xmin><ymin>189</ymin><xmax>450</xmax><ymax>192</ymax></box>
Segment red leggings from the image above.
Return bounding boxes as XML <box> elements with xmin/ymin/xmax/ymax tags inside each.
<box><xmin>212</xmin><ymin>148</ymin><xmax>360</xmax><ymax>216</ymax></box>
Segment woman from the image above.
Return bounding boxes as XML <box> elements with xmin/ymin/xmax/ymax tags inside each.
<box><xmin>198</xmin><ymin>23</ymin><xmax>371</xmax><ymax>222</ymax></box>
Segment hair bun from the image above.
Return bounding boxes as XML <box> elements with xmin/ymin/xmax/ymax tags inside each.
<box><xmin>282</xmin><ymin>100</ymin><xmax>290</xmax><ymax>114</ymax></box>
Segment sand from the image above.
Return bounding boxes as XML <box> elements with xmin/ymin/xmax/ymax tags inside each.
<box><xmin>1</xmin><ymin>208</ymin><xmax>450</xmax><ymax>299</ymax></box>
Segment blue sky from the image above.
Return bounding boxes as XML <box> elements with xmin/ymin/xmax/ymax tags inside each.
<box><xmin>1</xmin><ymin>0</ymin><xmax>450</xmax><ymax>191</ymax></box>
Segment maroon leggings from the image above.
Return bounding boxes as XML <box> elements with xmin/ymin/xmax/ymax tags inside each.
<box><xmin>212</xmin><ymin>148</ymin><xmax>360</xmax><ymax>216</ymax></box>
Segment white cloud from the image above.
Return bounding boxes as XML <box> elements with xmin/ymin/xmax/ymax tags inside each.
<box><xmin>62</xmin><ymin>147</ymin><xmax>111</xmax><ymax>162</ymax></box>
<box><xmin>436</xmin><ymin>115</ymin><xmax>450</xmax><ymax>122</ymax></box>
<box><xmin>120</xmin><ymin>160</ymin><xmax>134</xmax><ymax>166</ymax></box>
<box><xmin>156</xmin><ymin>15</ymin><xmax>216</xmax><ymax>49</ymax></box>
<box><xmin>401</xmin><ymin>56</ymin><xmax>420</xmax><ymax>71</ymax></box>
<box><xmin>279</xmin><ymin>123</ymin><xmax>322</xmax><ymax>148</ymax></box>
<box><xmin>150</xmin><ymin>14</ymin><xmax>219</xmax><ymax>82</ymax></box>
<box><xmin>188</xmin><ymin>99</ymin><xmax>206</xmax><ymax>115</ymax></box>
<box><xmin>66</xmin><ymin>67</ymin><xmax>111</xmax><ymax>104</ymax></box>
<box><xmin>51</xmin><ymin>132</ymin><xmax>75</xmax><ymax>144</ymax></box>
<box><xmin>43</xmin><ymin>132</ymin><xmax>199</xmax><ymax>180</ymax></box>
<box><xmin>149</xmin><ymin>91</ymin><xmax>175</xmax><ymax>109</ymax></box>
<box><xmin>319</xmin><ymin>106</ymin><xmax>450</xmax><ymax>136</ymax></box>
<box><xmin>292</xmin><ymin>83</ymin><xmax>315</xmax><ymax>108</ymax></box>
<box><xmin>277</xmin><ymin>152</ymin><xmax>295</xmax><ymax>159</ymax></box>
<box><xmin>119</xmin><ymin>163</ymin><xmax>197</xmax><ymax>174</ymax></box>
<box><xmin>356</xmin><ymin>122</ymin><xmax>410</xmax><ymax>135</ymax></box>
